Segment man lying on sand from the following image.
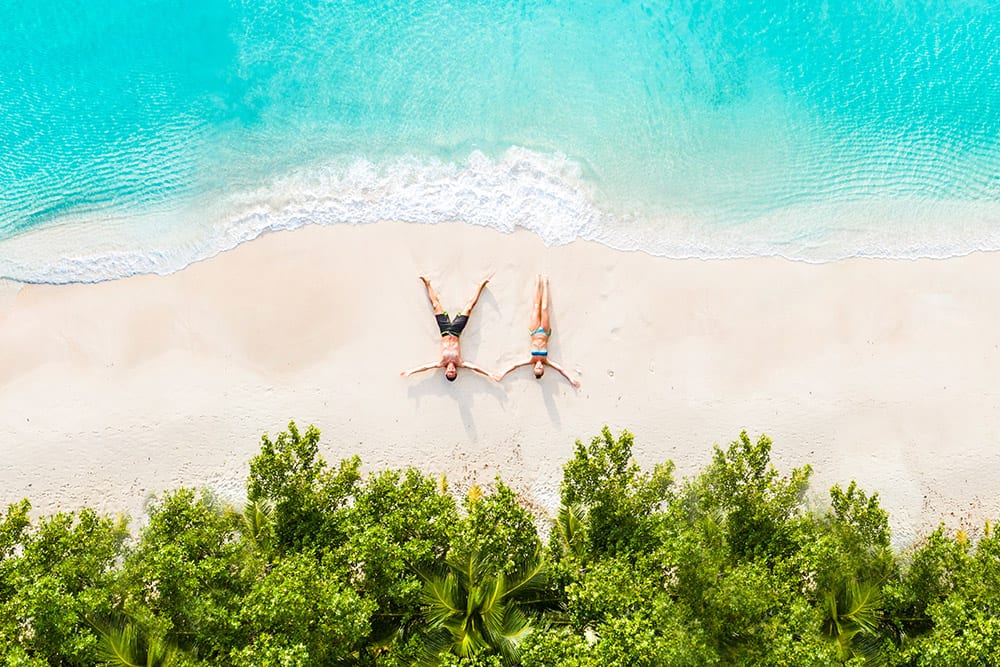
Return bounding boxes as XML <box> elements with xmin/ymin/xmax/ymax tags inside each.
<box><xmin>496</xmin><ymin>274</ymin><xmax>580</xmax><ymax>387</ymax></box>
<box><xmin>401</xmin><ymin>275</ymin><xmax>493</xmax><ymax>382</ymax></box>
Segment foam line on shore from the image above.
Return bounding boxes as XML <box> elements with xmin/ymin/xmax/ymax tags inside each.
<box><xmin>2</xmin><ymin>147</ymin><xmax>1000</xmax><ymax>285</ymax></box>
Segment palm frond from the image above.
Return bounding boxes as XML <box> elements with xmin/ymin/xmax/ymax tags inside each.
<box><xmin>414</xmin><ymin>628</ymin><xmax>451</xmax><ymax>667</ymax></box>
<box><xmin>503</xmin><ymin>554</ymin><xmax>547</xmax><ymax>599</ymax></box>
<box><xmin>413</xmin><ymin>549</ymin><xmax>546</xmax><ymax>665</ymax></box>
<box><xmin>95</xmin><ymin>621</ymin><xmax>145</xmax><ymax>667</ymax></box>
<box><xmin>479</xmin><ymin>586</ymin><xmax>508</xmax><ymax>642</ymax></box>
<box><xmin>842</xmin><ymin>578</ymin><xmax>882</xmax><ymax>636</ymax></box>
<box><xmin>422</xmin><ymin>572</ymin><xmax>463</xmax><ymax>626</ymax></box>
<box><xmin>241</xmin><ymin>499</ymin><xmax>273</xmax><ymax>548</ymax></box>
<box><xmin>555</xmin><ymin>503</ymin><xmax>590</xmax><ymax>560</ymax></box>
<box><xmin>821</xmin><ymin>575</ymin><xmax>886</xmax><ymax>664</ymax></box>
<box><xmin>92</xmin><ymin>614</ymin><xmax>182</xmax><ymax>667</ymax></box>
<box><xmin>492</xmin><ymin>606</ymin><xmax>532</xmax><ymax>666</ymax></box>
<box><xmin>144</xmin><ymin>637</ymin><xmax>180</xmax><ymax>667</ymax></box>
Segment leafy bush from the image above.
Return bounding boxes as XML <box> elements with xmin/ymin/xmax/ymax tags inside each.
<box><xmin>0</xmin><ymin>500</ymin><xmax>127</xmax><ymax>665</ymax></box>
<box><xmin>2</xmin><ymin>422</ymin><xmax>998</xmax><ymax>665</ymax></box>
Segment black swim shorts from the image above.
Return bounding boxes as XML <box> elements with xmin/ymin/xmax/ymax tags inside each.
<box><xmin>436</xmin><ymin>313</ymin><xmax>469</xmax><ymax>337</ymax></box>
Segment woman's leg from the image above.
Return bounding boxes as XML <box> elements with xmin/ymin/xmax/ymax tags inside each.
<box><xmin>540</xmin><ymin>274</ymin><xmax>551</xmax><ymax>332</ymax></box>
<box><xmin>530</xmin><ymin>274</ymin><xmax>543</xmax><ymax>331</ymax></box>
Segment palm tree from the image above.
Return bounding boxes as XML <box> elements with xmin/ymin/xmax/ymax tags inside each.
<box><xmin>553</xmin><ymin>502</ymin><xmax>589</xmax><ymax>563</ymax></box>
<box><xmin>233</xmin><ymin>499</ymin><xmax>274</xmax><ymax>556</ymax></box>
<box><xmin>416</xmin><ymin>549</ymin><xmax>547</xmax><ymax>666</ymax></box>
<box><xmin>93</xmin><ymin>617</ymin><xmax>182</xmax><ymax>667</ymax></box>
<box><xmin>820</xmin><ymin>576</ymin><xmax>885</xmax><ymax>664</ymax></box>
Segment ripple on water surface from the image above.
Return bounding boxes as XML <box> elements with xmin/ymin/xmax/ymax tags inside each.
<box><xmin>0</xmin><ymin>0</ymin><xmax>998</xmax><ymax>281</ymax></box>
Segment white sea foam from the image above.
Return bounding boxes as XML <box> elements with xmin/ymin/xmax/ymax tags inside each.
<box><xmin>1</xmin><ymin>146</ymin><xmax>999</xmax><ymax>284</ymax></box>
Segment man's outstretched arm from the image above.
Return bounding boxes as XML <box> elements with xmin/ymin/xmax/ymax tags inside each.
<box><xmin>400</xmin><ymin>362</ymin><xmax>440</xmax><ymax>377</ymax></box>
<box><xmin>460</xmin><ymin>360</ymin><xmax>496</xmax><ymax>381</ymax></box>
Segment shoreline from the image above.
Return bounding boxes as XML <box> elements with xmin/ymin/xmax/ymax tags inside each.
<box><xmin>2</xmin><ymin>221</ymin><xmax>999</xmax><ymax>546</ymax></box>
<box><xmin>5</xmin><ymin>188</ymin><xmax>1000</xmax><ymax>286</ymax></box>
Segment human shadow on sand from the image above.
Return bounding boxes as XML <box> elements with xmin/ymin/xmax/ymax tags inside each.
<box><xmin>495</xmin><ymin>370</ymin><xmax>567</xmax><ymax>429</ymax></box>
<box><xmin>539</xmin><ymin>376</ymin><xmax>563</xmax><ymax>427</ymax></box>
<box><xmin>405</xmin><ymin>372</ymin><xmax>506</xmax><ymax>442</ymax></box>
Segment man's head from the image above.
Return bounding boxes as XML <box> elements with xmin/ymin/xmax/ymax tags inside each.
<box><xmin>445</xmin><ymin>363</ymin><xmax>458</xmax><ymax>382</ymax></box>
<box><xmin>533</xmin><ymin>360</ymin><xmax>545</xmax><ymax>378</ymax></box>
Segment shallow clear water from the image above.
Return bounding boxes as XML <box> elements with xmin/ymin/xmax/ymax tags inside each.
<box><xmin>1</xmin><ymin>0</ymin><xmax>998</xmax><ymax>282</ymax></box>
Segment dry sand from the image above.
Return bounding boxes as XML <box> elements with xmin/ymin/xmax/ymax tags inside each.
<box><xmin>2</xmin><ymin>221</ymin><xmax>999</xmax><ymax>547</ymax></box>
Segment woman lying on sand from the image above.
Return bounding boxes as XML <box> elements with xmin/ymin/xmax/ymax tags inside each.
<box><xmin>496</xmin><ymin>274</ymin><xmax>580</xmax><ymax>387</ymax></box>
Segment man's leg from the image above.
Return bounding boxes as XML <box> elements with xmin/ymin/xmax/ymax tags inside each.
<box><xmin>459</xmin><ymin>277</ymin><xmax>490</xmax><ymax>316</ymax></box>
<box><xmin>420</xmin><ymin>276</ymin><xmax>445</xmax><ymax>315</ymax></box>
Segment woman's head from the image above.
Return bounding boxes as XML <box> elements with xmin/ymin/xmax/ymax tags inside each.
<box><xmin>533</xmin><ymin>360</ymin><xmax>545</xmax><ymax>378</ymax></box>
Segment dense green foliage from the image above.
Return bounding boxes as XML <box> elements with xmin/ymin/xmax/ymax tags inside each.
<box><xmin>2</xmin><ymin>422</ymin><xmax>998</xmax><ymax>665</ymax></box>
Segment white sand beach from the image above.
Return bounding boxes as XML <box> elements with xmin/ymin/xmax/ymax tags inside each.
<box><xmin>2</xmin><ymin>221</ymin><xmax>998</xmax><ymax>547</ymax></box>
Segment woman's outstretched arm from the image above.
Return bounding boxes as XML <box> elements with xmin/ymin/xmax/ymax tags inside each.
<box><xmin>546</xmin><ymin>359</ymin><xmax>581</xmax><ymax>388</ymax></box>
<box><xmin>496</xmin><ymin>359</ymin><xmax>532</xmax><ymax>381</ymax></box>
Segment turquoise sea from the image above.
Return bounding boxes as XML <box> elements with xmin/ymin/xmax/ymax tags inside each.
<box><xmin>1</xmin><ymin>0</ymin><xmax>998</xmax><ymax>282</ymax></box>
